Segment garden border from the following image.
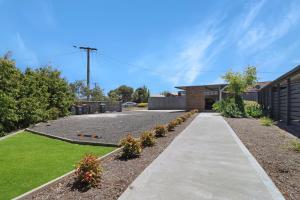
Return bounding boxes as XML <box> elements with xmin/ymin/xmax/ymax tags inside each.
<box><xmin>12</xmin><ymin>147</ymin><xmax>122</xmax><ymax>200</ymax></box>
<box><xmin>0</xmin><ymin>129</ymin><xmax>25</xmax><ymax>141</ymax></box>
<box><xmin>26</xmin><ymin>128</ymin><xmax>118</xmax><ymax>147</ymax></box>
<box><xmin>223</xmin><ymin>116</ymin><xmax>284</xmax><ymax>200</ymax></box>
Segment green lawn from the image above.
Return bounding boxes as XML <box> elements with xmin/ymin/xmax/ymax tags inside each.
<box><xmin>0</xmin><ymin>131</ymin><xmax>116</xmax><ymax>200</ymax></box>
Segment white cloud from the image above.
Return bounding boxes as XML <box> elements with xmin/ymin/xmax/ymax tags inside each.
<box><xmin>133</xmin><ymin>22</ymin><xmax>220</xmax><ymax>86</ymax></box>
<box><xmin>238</xmin><ymin>2</ymin><xmax>300</xmax><ymax>51</ymax></box>
<box><xmin>15</xmin><ymin>33</ymin><xmax>39</xmax><ymax>66</ymax></box>
<box><xmin>242</xmin><ymin>0</ymin><xmax>266</xmax><ymax>29</ymax></box>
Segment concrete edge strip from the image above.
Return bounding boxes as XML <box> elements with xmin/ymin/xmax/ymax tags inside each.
<box><xmin>13</xmin><ymin>147</ymin><xmax>122</xmax><ymax>200</ymax></box>
<box><xmin>222</xmin><ymin>117</ymin><xmax>285</xmax><ymax>200</ymax></box>
<box><xmin>0</xmin><ymin>129</ymin><xmax>25</xmax><ymax>141</ymax></box>
<box><xmin>26</xmin><ymin>128</ymin><xmax>118</xmax><ymax>147</ymax></box>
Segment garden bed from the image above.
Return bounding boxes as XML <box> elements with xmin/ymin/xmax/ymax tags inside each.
<box><xmin>21</xmin><ymin>113</ymin><xmax>198</xmax><ymax>200</ymax></box>
<box><xmin>0</xmin><ymin>132</ymin><xmax>115</xmax><ymax>200</ymax></box>
<box><xmin>226</xmin><ymin>118</ymin><xmax>300</xmax><ymax>200</ymax></box>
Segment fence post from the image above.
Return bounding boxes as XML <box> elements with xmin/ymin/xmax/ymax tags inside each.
<box><xmin>287</xmin><ymin>78</ymin><xmax>291</xmax><ymax>125</ymax></box>
<box><xmin>270</xmin><ymin>87</ymin><xmax>274</xmax><ymax>118</ymax></box>
<box><xmin>277</xmin><ymin>84</ymin><xmax>280</xmax><ymax>121</ymax></box>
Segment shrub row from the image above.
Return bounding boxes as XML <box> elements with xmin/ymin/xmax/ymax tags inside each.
<box><xmin>212</xmin><ymin>98</ymin><xmax>263</xmax><ymax>118</ymax></box>
<box><xmin>76</xmin><ymin>110</ymin><xmax>198</xmax><ymax>188</ymax></box>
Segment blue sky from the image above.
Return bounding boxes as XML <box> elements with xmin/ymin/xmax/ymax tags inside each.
<box><xmin>1</xmin><ymin>0</ymin><xmax>300</xmax><ymax>94</ymax></box>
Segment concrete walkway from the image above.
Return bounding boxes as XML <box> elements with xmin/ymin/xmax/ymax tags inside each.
<box><xmin>118</xmin><ymin>113</ymin><xmax>284</xmax><ymax>200</ymax></box>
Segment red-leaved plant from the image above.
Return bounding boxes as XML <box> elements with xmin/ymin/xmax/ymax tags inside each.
<box><xmin>75</xmin><ymin>154</ymin><xmax>102</xmax><ymax>189</ymax></box>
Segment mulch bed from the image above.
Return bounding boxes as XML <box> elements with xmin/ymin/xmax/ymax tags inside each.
<box><xmin>21</xmin><ymin>114</ymin><xmax>197</xmax><ymax>200</ymax></box>
<box><xmin>226</xmin><ymin>118</ymin><xmax>300</xmax><ymax>200</ymax></box>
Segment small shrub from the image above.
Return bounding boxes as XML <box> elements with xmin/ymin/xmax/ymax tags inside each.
<box><xmin>244</xmin><ymin>101</ymin><xmax>263</xmax><ymax>118</ymax></box>
<box><xmin>140</xmin><ymin>131</ymin><xmax>155</xmax><ymax>147</ymax></box>
<box><xmin>75</xmin><ymin>154</ymin><xmax>102</xmax><ymax>189</ymax></box>
<box><xmin>154</xmin><ymin>125</ymin><xmax>167</xmax><ymax>137</ymax></box>
<box><xmin>137</xmin><ymin>103</ymin><xmax>148</xmax><ymax>108</ymax></box>
<box><xmin>214</xmin><ymin>97</ymin><xmax>245</xmax><ymax>118</ymax></box>
<box><xmin>212</xmin><ymin>101</ymin><xmax>222</xmax><ymax>112</ymax></box>
<box><xmin>290</xmin><ymin>140</ymin><xmax>300</xmax><ymax>152</ymax></box>
<box><xmin>167</xmin><ymin>121</ymin><xmax>177</xmax><ymax>131</ymax></box>
<box><xmin>180</xmin><ymin>115</ymin><xmax>187</xmax><ymax>122</ymax></box>
<box><xmin>260</xmin><ymin>117</ymin><xmax>273</xmax><ymax>126</ymax></box>
<box><xmin>119</xmin><ymin>134</ymin><xmax>142</xmax><ymax>158</ymax></box>
<box><xmin>175</xmin><ymin>117</ymin><xmax>183</xmax><ymax>125</ymax></box>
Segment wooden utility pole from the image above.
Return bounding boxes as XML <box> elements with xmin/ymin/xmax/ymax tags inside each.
<box><xmin>74</xmin><ymin>46</ymin><xmax>97</xmax><ymax>100</ymax></box>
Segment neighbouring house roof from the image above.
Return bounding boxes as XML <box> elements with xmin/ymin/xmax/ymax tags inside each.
<box><xmin>261</xmin><ymin>65</ymin><xmax>300</xmax><ymax>89</ymax></box>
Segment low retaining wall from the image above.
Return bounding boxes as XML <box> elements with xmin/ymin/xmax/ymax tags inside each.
<box><xmin>148</xmin><ymin>96</ymin><xmax>186</xmax><ymax>110</ymax></box>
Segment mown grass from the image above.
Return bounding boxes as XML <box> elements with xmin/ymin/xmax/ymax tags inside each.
<box><xmin>0</xmin><ymin>131</ymin><xmax>115</xmax><ymax>200</ymax></box>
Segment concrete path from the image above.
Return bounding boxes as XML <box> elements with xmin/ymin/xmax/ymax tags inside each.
<box><xmin>118</xmin><ymin>113</ymin><xmax>284</xmax><ymax>200</ymax></box>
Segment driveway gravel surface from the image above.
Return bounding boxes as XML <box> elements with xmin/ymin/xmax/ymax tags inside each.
<box><xmin>29</xmin><ymin>111</ymin><xmax>183</xmax><ymax>145</ymax></box>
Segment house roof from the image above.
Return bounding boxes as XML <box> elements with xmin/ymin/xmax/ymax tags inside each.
<box><xmin>262</xmin><ymin>65</ymin><xmax>300</xmax><ymax>89</ymax></box>
<box><xmin>175</xmin><ymin>83</ymin><xmax>227</xmax><ymax>91</ymax></box>
<box><xmin>175</xmin><ymin>82</ymin><xmax>270</xmax><ymax>92</ymax></box>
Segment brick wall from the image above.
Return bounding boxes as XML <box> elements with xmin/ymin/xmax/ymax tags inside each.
<box><xmin>186</xmin><ymin>87</ymin><xmax>205</xmax><ymax>111</ymax></box>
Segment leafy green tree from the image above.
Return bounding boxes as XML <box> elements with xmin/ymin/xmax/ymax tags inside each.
<box><xmin>0</xmin><ymin>58</ymin><xmax>22</xmax><ymax>133</ymax></box>
<box><xmin>90</xmin><ymin>85</ymin><xmax>105</xmax><ymax>101</ymax></box>
<box><xmin>70</xmin><ymin>80</ymin><xmax>89</xmax><ymax>100</ymax></box>
<box><xmin>160</xmin><ymin>91</ymin><xmax>172</xmax><ymax>97</ymax></box>
<box><xmin>133</xmin><ymin>85</ymin><xmax>150</xmax><ymax>103</ymax></box>
<box><xmin>108</xmin><ymin>85</ymin><xmax>134</xmax><ymax>102</ymax></box>
<box><xmin>221</xmin><ymin>66</ymin><xmax>257</xmax><ymax>117</ymax></box>
<box><xmin>0</xmin><ymin>54</ymin><xmax>74</xmax><ymax>135</ymax></box>
<box><xmin>223</xmin><ymin>66</ymin><xmax>257</xmax><ymax>96</ymax></box>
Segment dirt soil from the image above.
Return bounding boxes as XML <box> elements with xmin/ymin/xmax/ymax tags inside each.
<box><xmin>226</xmin><ymin>117</ymin><xmax>300</xmax><ymax>200</ymax></box>
<box><xmin>21</xmin><ymin>114</ymin><xmax>197</xmax><ymax>200</ymax></box>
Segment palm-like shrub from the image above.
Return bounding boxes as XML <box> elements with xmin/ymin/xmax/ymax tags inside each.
<box><xmin>75</xmin><ymin>154</ymin><xmax>102</xmax><ymax>189</ymax></box>
<box><xmin>154</xmin><ymin>125</ymin><xmax>167</xmax><ymax>137</ymax></box>
<box><xmin>140</xmin><ymin>131</ymin><xmax>155</xmax><ymax>147</ymax></box>
<box><xmin>119</xmin><ymin>134</ymin><xmax>142</xmax><ymax>158</ymax></box>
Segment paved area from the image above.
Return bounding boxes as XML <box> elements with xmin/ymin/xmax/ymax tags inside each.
<box><xmin>29</xmin><ymin>111</ymin><xmax>183</xmax><ymax>145</ymax></box>
<box><xmin>118</xmin><ymin>113</ymin><xmax>284</xmax><ymax>200</ymax></box>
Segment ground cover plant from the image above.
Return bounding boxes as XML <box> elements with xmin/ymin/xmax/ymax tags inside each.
<box><xmin>0</xmin><ymin>131</ymin><xmax>115</xmax><ymax>200</ymax></box>
<box><xmin>260</xmin><ymin>116</ymin><xmax>273</xmax><ymax>126</ymax></box>
<box><xmin>290</xmin><ymin>140</ymin><xmax>300</xmax><ymax>152</ymax></box>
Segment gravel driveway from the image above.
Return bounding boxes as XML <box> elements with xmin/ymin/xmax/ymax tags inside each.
<box><xmin>29</xmin><ymin>111</ymin><xmax>183</xmax><ymax>145</ymax></box>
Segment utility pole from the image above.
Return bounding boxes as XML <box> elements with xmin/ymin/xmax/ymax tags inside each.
<box><xmin>73</xmin><ymin>46</ymin><xmax>97</xmax><ymax>100</ymax></box>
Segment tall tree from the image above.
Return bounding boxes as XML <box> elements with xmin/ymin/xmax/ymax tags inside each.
<box><xmin>90</xmin><ymin>85</ymin><xmax>105</xmax><ymax>101</ymax></box>
<box><xmin>222</xmin><ymin>66</ymin><xmax>257</xmax><ymax>116</ymax></box>
<box><xmin>108</xmin><ymin>85</ymin><xmax>134</xmax><ymax>102</ymax></box>
<box><xmin>133</xmin><ymin>85</ymin><xmax>150</xmax><ymax>103</ymax></box>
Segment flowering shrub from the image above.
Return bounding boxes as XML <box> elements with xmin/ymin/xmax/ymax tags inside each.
<box><xmin>119</xmin><ymin>134</ymin><xmax>142</xmax><ymax>158</ymax></box>
<box><xmin>167</xmin><ymin>120</ymin><xmax>177</xmax><ymax>131</ymax></box>
<box><xmin>140</xmin><ymin>131</ymin><xmax>155</xmax><ymax>147</ymax></box>
<box><xmin>75</xmin><ymin>154</ymin><xmax>102</xmax><ymax>189</ymax></box>
<box><xmin>154</xmin><ymin>125</ymin><xmax>167</xmax><ymax>137</ymax></box>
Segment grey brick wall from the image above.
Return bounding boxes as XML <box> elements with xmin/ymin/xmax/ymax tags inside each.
<box><xmin>148</xmin><ymin>96</ymin><xmax>186</xmax><ymax>110</ymax></box>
